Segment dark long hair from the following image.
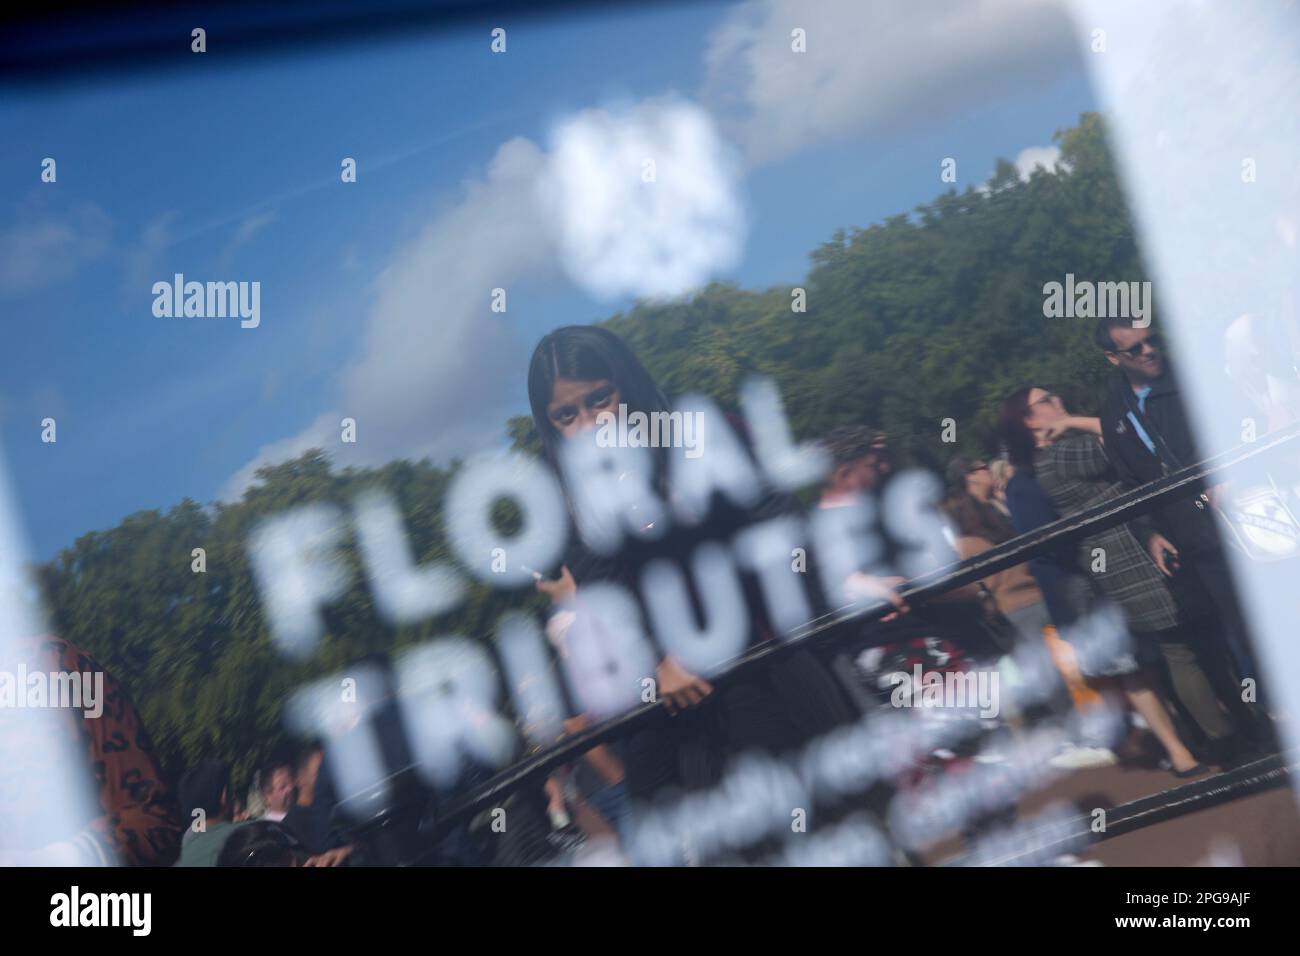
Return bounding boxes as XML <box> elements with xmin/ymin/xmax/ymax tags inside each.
<box><xmin>997</xmin><ymin>385</ymin><xmax>1050</xmax><ymax>474</ymax></box>
<box><xmin>217</xmin><ymin>821</ymin><xmax>309</xmax><ymax>867</ymax></box>
<box><xmin>526</xmin><ymin>326</ymin><xmax>677</xmax><ymax>579</ymax></box>
<box><xmin>527</xmin><ymin>325</ymin><xmax>671</xmax><ymax>467</ymax></box>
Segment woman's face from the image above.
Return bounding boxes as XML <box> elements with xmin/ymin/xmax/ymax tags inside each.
<box><xmin>547</xmin><ymin>376</ymin><xmax>622</xmax><ymax>440</ymax></box>
<box><xmin>1024</xmin><ymin>388</ymin><xmax>1067</xmax><ymax>444</ymax></box>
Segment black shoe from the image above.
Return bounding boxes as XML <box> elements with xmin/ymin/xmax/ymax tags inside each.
<box><xmin>1201</xmin><ymin>734</ymin><xmax>1267</xmax><ymax>770</ymax></box>
<box><xmin>1197</xmin><ymin>736</ymin><xmax>1235</xmax><ymax>766</ymax></box>
<box><xmin>1173</xmin><ymin>763</ymin><xmax>1212</xmax><ymax>779</ymax></box>
<box><xmin>1220</xmin><ymin>749</ymin><xmax>1268</xmax><ymax>771</ymax></box>
<box><xmin>1245</xmin><ymin>720</ymin><xmax>1282</xmax><ymax>755</ymax></box>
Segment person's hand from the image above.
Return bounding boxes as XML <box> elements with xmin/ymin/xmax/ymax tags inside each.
<box><xmin>304</xmin><ymin>845</ymin><xmax>353</xmax><ymax>867</ymax></box>
<box><xmin>296</xmin><ymin>750</ymin><xmax>323</xmax><ymax>806</ymax></box>
<box><xmin>562</xmin><ymin>714</ymin><xmax>592</xmax><ymax>735</ymax></box>
<box><xmin>1148</xmin><ymin>532</ymin><xmax>1180</xmax><ymax>576</ymax></box>
<box><xmin>845</xmin><ymin>573</ymin><xmax>910</xmax><ymax>621</ymax></box>
<box><xmin>543</xmin><ymin>775</ymin><xmax>569</xmax><ymax>821</ymax></box>
<box><xmin>655</xmin><ymin>656</ymin><xmax>713</xmax><ymax>714</ymax></box>
<box><xmin>977</xmin><ymin>586</ymin><xmax>1002</xmax><ymax>622</ymax></box>
<box><xmin>536</xmin><ymin>565</ymin><xmax>577</xmax><ymax>604</ymax></box>
<box><xmin>1041</xmin><ymin>418</ymin><xmax>1076</xmax><ymax>442</ymax></box>
<box><xmin>562</xmin><ymin>713</ymin><xmax>626</xmax><ymax>786</ymax></box>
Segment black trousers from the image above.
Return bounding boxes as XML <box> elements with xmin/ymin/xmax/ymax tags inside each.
<box><xmin>622</xmin><ymin>648</ymin><xmax>853</xmax><ymax>801</ymax></box>
<box><xmin>1168</xmin><ymin>546</ymin><xmax>1269</xmax><ymax>712</ymax></box>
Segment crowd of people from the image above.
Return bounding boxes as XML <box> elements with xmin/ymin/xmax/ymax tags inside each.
<box><xmin>485</xmin><ymin>318</ymin><xmax>1288</xmax><ymax>865</ymax></box>
<box><xmin>173</xmin><ymin>745</ymin><xmax>353</xmax><ymax>867</ymax></box>
<box><xmin>6</xmin><ymin>316</ymin><xmax>1292</xmax><ymax>867</ymax></box>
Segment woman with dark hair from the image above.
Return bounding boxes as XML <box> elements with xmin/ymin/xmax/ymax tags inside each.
<box><xmin>998</xmin><ymin>386</ymin><xmax>1226</xmax><ymax>777</ymax></box>
<box><xmin>528</xmin><ymin>324</ymin><xmax>673</xmax><ymax>473</ymax></box>
<box><xmin>996</xmin><ymin>387</ymin><xmax>1092</xmax><ymax>631</ymax></box>
<box><xmin>526</xmin><ymin>324</ymin><xmax>711</xmax><ymax>714</ymax></box>
<box><xmin>526</xmin><ymin>325</ymin><xmax>855</xmax><ymax>842</ymax></box>
<box><xmin>216</xmin><ymin>820</ymin><xmax>309</xmax><ymax>867</ymax></box>
<box><xmin>944</xmin><ymin>454</ymin><xmax>1051</xmax><ymax>649</ymax></box>
<box><xmin>943</xmin><ymin>455</ymin><xmax>1016</xmax><ymax>545</ymax></box>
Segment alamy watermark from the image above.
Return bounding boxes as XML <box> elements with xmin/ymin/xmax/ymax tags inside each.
<box><xmin>889</xmin><ymin>665</ymin><xmax>1000</xmax><ymax>719</ymax></box>
<box><xmin>1042</xmin><ymin>273</ymin><xmax>1151</xmax><ymax>327</ymax></box>
<box><xmin>595</xmin><ymin>404</ymin><xmax>704</xmax><ymax>459</ymax></box>
<box><xmin>0</xmin><ymin>666</ymin><xmax>104</xmax><ymax>717</ymax></box>
<box><xmin>50</xmin><ymin>886</ymin><xmax>150</xmax><ymax>936</ymax></box>
<box><xmin>152</xmin><ymin>273</ymin><xmax>260</xmax><ymax>328</ymax></box>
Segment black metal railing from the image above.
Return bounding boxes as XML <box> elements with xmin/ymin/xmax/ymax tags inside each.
<box><xmin>340</xmin><ymin>421</ymin><xmax>1300</xmax><ymax>852</ymax></box>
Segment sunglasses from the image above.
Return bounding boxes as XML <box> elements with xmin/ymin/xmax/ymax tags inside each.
<box><xmin>1108</xmin><ymin>332</ymin><xmax>1163</xmax><ymax>358</ymax></box>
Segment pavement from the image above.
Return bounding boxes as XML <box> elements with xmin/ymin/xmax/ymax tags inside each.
<box><xmin>925</xmin><ymin>749</ymin><xmax>1300</xmax><ymax>866</ymax></box>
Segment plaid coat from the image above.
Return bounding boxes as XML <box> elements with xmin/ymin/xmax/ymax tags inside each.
<box><xmin>1034</xmin><ymin>432</ymin><xmax>1180</xmax><ymax>633</ymax></box>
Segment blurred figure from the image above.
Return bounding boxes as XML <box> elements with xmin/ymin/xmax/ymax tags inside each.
<box><xmin>944</xmin><ymin>453</ymin><xmax>1069</xmax><ymax>735</ymax></box>
<box><xmin>944</xmin><ymin>456</ymin><xmax>1015</xmax><ymax>545</ymax></box>
<box><xmin>1095</xmin><ymin>318</ymin><xmax>1278</xmax><ymax>748</ymax></box>
<box><xmin>242</xmin><ymin>771</ymin><xmax>267</xmax><ymax>821</ymax></box>
<box><xmin>988</xmin><ymin>459</ymin><xmax>1014</xmax><ymax>518</ymax></box>
<box><xmin>256</xmin><ymin>758</ymin><xmax>296</xmax><ymax>823</ymax></box>
<box><xmin>992</xmin><ymin>420</ymin><xmax>1122</xmax><ymax>767</ymax></box>
<box><xmin>175</xmin><ymin>760</ymin><xmax>249</xmax><ymax>867</ymax></box>
<box><xmin>1002</xmin><ymin>386</ymin><xmax>1221</xmax><ymax>776</ymax></box>
<box><xmin>216</xmin><ymin>821</ymin><xmax>308</xmax><ymax>867</ymax></box>
<box><xmin>0</xmin><ymin>636</ymin><xmax>182</xmax><ymax>866</ymax></box>
<box><xmin>816</xmin><ymin>428</ymin><xmax>994</xmax><ymax>745</ymax></box>
<box><xmin>526</xmin><ymin>325</ymin><xmax>854</xmax><ymax>850</ymax></box>
<box><xmin>281</xmin><ymin>741</ymin><xmax>353</xmax><ymax>864</ymax></box>
<box><xmin>945</xmin><ymin>455</ymin><xmax>1052</xmax><ymax>649</ymax></box>
<box><xmin>818</xmin><ymin>426</ymin><xmax>913</xmax><ymax>620</ymax></box>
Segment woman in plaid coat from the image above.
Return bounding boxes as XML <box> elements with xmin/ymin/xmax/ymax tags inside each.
<box><xmin>999</xmin><ymin>386</ymin><xmax>1211</xmax><ymax>778</ymax></box>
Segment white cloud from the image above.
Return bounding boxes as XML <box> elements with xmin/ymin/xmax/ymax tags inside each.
<box><xmin>340</xmin><ymin>243</ymin><xmax>361</xmax><ymax>272</ymax></box>
<box><xmin>219</xmin><ymin>411</ymin><xmax>339</xmax><ymax>502</ymax></box>
<box><xmin>973</xmin><ymin>144</ymin><xmax>1064</xmax><ymax>194</ymax></box>
<box><xmin>0</xmin><ymin>199</ymin><xmax>111</xmax><ymax>298</ymax></box>
<box><xmin>703</xmin><ymin>0</ymin><xmax>1077</xmax><ymax>166</ymax></box>
<box><xmin>540</xmin><ymin>98</ymin><xmax>746</xmax><ymax>300</ymax></box>
<box><xmin>1013</xmin><ymin>145</ymin><xmax>1062</xmax><ymax>180</ymax></box>
<box><xmin>1276</xmin><ymin>214</ymin><xmax>1296</xmax><ymax>251</ymax></box>
<box><xmin>222</xmin><ymin>137</ymin><xmax>556</xmax><ymax>501</ymax></box>
<box><xmin>123</xmin><ymin>211</ymin><xmax>179</xmax><ymax>294</ymax></box>
<box><xmin>217</xmin><ymin>210</ymin><xmax>277</xmax><ymax>273</ymax></box>
<box><xmin>223</xmin><ymin>99</ymin><xmax>751</xmax><ymax>500</ymax></box>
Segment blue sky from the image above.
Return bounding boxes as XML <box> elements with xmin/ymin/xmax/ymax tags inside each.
<box><xmin>0</xmin><ymin>0</ymin><xmax>1097</xmax><ymax>559</ymax></box>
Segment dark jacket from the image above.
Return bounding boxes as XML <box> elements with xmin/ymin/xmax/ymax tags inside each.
<box><xmin>1099</xmin><ymin>369</ymin><xmax>1232</xmax><ymax>556</ymax></box>
<box><xmin>1004</xmin><ymin>471</ymin><xmax>1086</xmax><ymax>628</ymax></box>
<box><xmin>554</xmin><ymin>414</ymin><xmax>856</xmax><ymax>800</ymax></box>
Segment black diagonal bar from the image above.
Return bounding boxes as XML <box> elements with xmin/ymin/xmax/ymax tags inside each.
<box><xmin>412</xmin><ymin>422</ymin><xmax>1300</xmax><ymax>835</ymax></box>
<box><xmin>943</xmin><ymin>750</ymin><xmax>1299</xmax><ymax>866</ymax></box>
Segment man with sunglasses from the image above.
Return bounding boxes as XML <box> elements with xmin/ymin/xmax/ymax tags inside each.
<box><xmin>1096</xmin><ymin>318</ymin><xmax>1274</xmax><ymax>752</ymax></box>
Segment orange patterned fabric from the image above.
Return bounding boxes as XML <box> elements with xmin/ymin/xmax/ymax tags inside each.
<box><xmin>0</xmin><ymin>636</ymin><xmax>182</xmax><ymax>865</ymax></box>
